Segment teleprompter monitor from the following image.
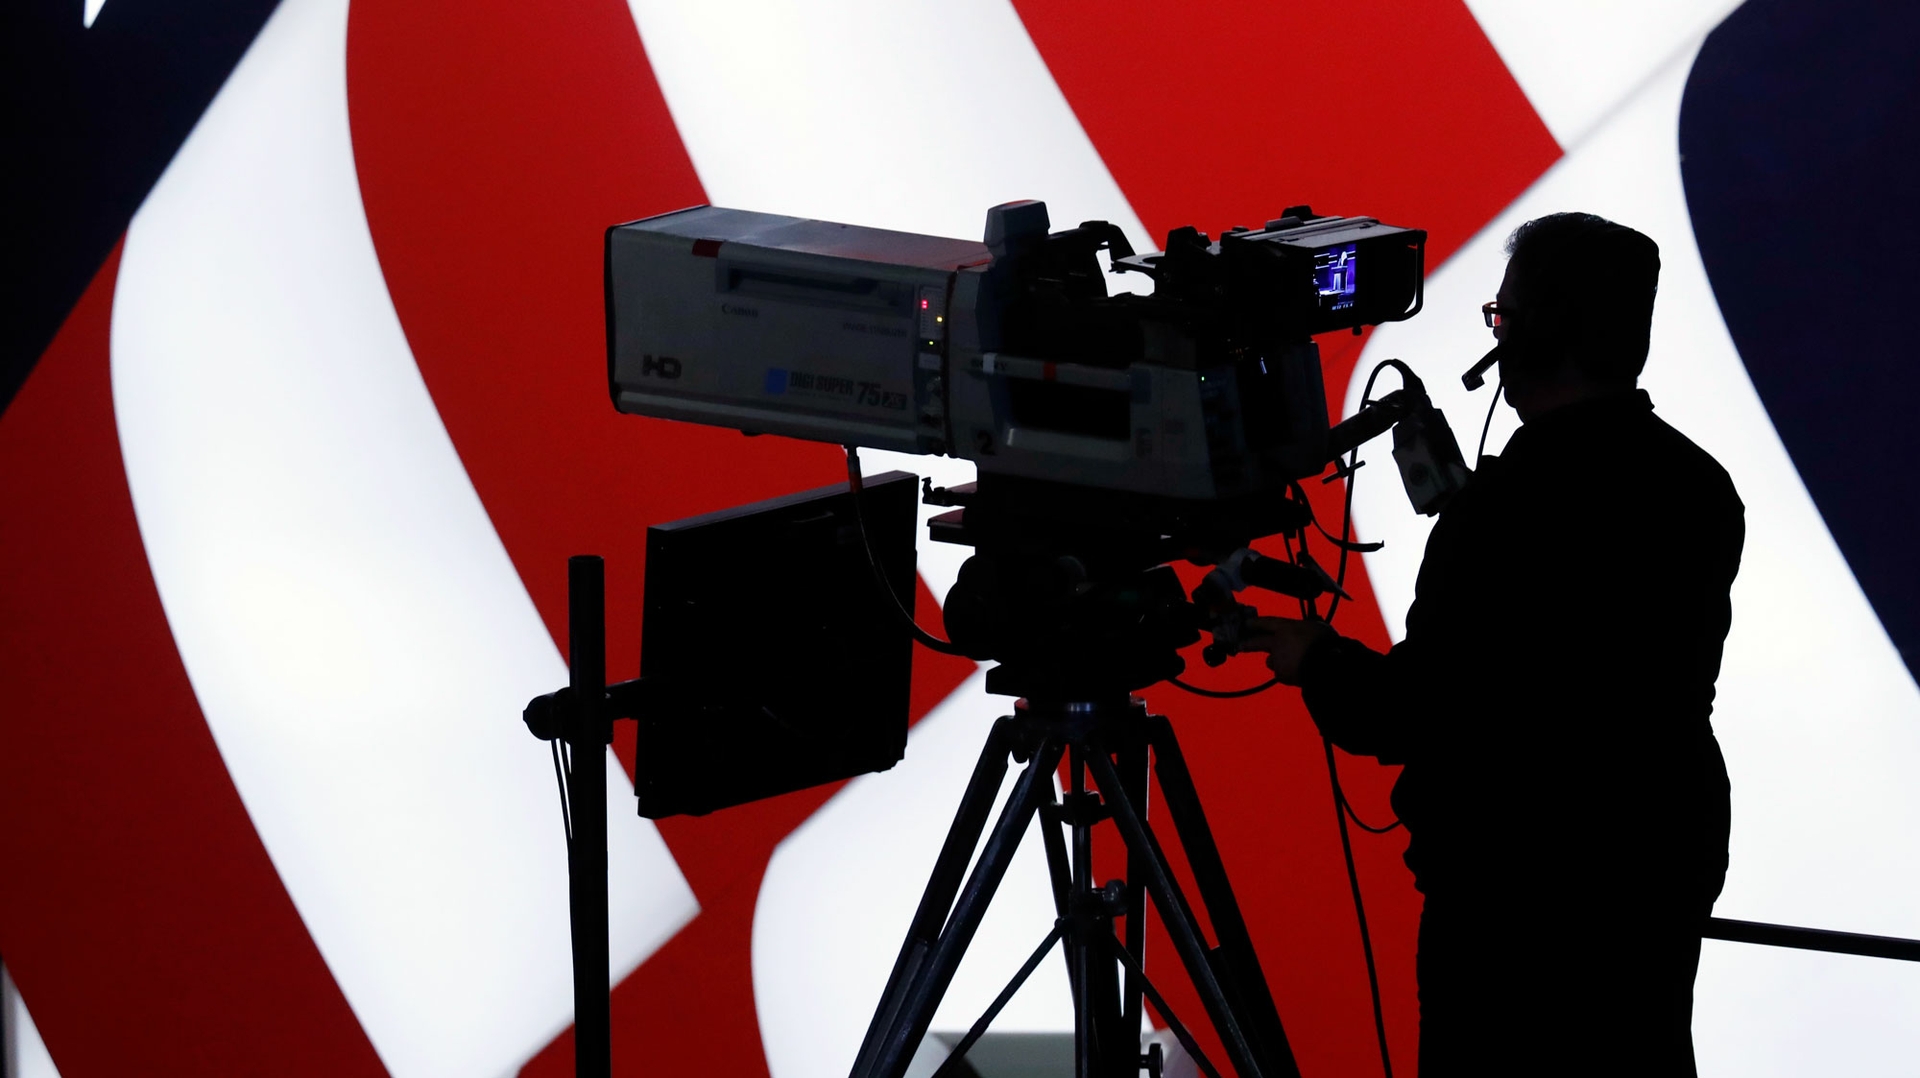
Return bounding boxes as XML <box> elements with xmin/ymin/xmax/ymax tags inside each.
<box><xmin>633</xmin><ymin>469</ymin><xmax>918</xmax><ymax>818</ymax></box>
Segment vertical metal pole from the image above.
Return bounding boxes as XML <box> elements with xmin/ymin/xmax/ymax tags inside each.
<box><xmin>568</xmin><ymin>556</ymin><xmax>611</xmax><ymax>1078</ymax></box>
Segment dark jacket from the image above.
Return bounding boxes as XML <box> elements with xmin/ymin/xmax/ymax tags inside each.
<box><xmin>1301</xmin><ymin>389</ymin><xmax>1742</xmax><ymax>911</ymax></box>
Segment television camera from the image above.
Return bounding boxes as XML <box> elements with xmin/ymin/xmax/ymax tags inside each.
<box><xmin>607</xmin><ymin>199</ymin><xmax>1467</xmax><ymax>698</ymax></box>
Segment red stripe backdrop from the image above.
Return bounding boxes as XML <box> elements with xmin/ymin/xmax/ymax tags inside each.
<box><xmin>0</xmin><ymin>250</ymin><xmax>388</xmax><ymax>1076</ymax></box>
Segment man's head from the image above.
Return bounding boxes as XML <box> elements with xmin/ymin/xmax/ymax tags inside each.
<box><xmin>1492</xmin><ymin>212</ymin><xmax>1660</xmax><ymax>420</ymax></box>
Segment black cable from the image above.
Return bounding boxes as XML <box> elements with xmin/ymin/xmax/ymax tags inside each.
<box><xmin>551</xmin><ymin>738</ymin><xmax>572</xmax><ymax>844</ymax></box>
<box><xmin>1324</xmin><ymin>451</ymin><xmax>1361</xmax><ymax>625</ymax></box>
<box><xmin>1309</xmin><ymin>448</ymin><xmax>1403</xmax><ymax>839</ymax></box>
<box><xmin>845</xmin><ymin>447</ymin><xmax>970</xmax><ymax>657</ymax></box>
<box><xmin>1169</xmin><ymin>675</ymin><xmax>1282</xmax><ymax>699</ymax></box>
<box><xmin>1358</xmin><ymin>358</ymin><xmax>1420</xmax><ymax>404</ymax></box>
<box><xmin>1289</xmin><ymin>478</ymin><xmax>1381</xmax><ymax>553</ymax></box>
<box><xmin>1283</xmin><ymin>528</ymin><xmax>1312</xmax><ymax>620</ymax></box>
<box><xmin>1311</xmin><ymin>518</ymin><xmax>1383</xmax><ymax>553</ymax></box>
<box><xmin>1325</xmin><ymin>358</ymin><xmax>1410</xmax><ymax>623</ymax></box>
<box><xmin>1316</xmin><ymin>360</ymin><xmax>1408</xmax><ymax>1077</ymax></box>
<box><xmin>1342</xmin><ymin>796</ymin><xmax>1404</xmax><ymax>835</ymax></box>
<box><xmin>1476</xmin><ymin>377</ymin><xmax>1504</xmax><ymax>462</ymax></box>
<box><xmin>1330</xmin><ymin>756</ymin><xmax>1403</xmax><ymax>834</ymax></box>
<box><xmin>1326</xmin><ymin>736</ymin><xmax>1395</xmax><ymax>1078</ymax></box>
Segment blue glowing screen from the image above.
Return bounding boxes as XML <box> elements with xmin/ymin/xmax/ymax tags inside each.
<box><xmin>1315</xmin><ymin>242</ymin><xmax>1358</xmax><ymax>311</ymax></box>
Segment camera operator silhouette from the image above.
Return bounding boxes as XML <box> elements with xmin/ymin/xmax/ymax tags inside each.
<box><xmin>1246</xmin><ymin>213</ymin><xmax>1743</xmax><ymax>1077</ymax></box>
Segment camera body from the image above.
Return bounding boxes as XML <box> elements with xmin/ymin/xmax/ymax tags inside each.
<box><xmin>605</xmin><ymin>201</ymin><xmax>1426</xmax><ymax>515</ymax></box>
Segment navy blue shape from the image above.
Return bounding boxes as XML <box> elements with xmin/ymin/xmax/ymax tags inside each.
<box><xmin>0</xmin><ymin>0</ymin><xmax>283</xmax><ymax>414</ymax></box>
<box><xmin>1681</xmin><ymin>0</ymin><xmax>1920</xmax><ymax>679</ymax></box>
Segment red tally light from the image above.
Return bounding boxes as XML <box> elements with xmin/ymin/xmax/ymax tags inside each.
<box><xmin>920</xmin><ymin>299</ymin><xmax>930</xmax><ymax>309</ymax></box>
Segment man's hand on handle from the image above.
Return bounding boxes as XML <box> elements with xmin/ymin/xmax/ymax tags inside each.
<box><xmin>1239</xmin><ymin>616</ymin><xmax>1334</xmax><ymax>686</ymax></box>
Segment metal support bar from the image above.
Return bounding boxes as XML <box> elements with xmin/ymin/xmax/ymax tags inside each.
<box><xmin>1085</xmin><ymin>748</ymin><xmax>1267</xmax><ymax>1078</ymax></box>
<box><xmin>930</xmin><ymin>923</ymin><xmax>1067</xmax><ymax>1078</ymax></box>
<box><xmin>1706</xmin><ymin>917</ymin><xmax>1920</xmax><ymax>963</ymax></box>
<box><xmin>1114</xmin><ymin>719</ymin><xmax>1151</xmax><ymax>1048</ymax></box>
<box><xmin>1104</xmin><ymin>931</ymin><xmax>1224</xmax><ymax>1078</ymax></box>
<box><xmin>1069</xmin><ymin>749</ymin><xmax>1094</xmax><ymax>1078</ymax></box>
<box><xmin>1039</xmin><ymin>797</ymin><xmax>1078</xmax><ymax>1000</ymax></box>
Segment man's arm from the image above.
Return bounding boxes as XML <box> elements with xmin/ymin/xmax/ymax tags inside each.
<box><xmin>1243</xmin><ymin>618</ymin><xmax>1419</xmax><ymax>764</ymax></box>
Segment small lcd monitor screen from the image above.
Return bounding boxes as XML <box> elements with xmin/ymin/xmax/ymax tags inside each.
<box><xmin>634</xmin><ymin>471</ymin><xmax>918</xmax><ymax>818</ymax></box>
<box><xmin>1314</xmin><ymin>242</ymin><xmax>1359</xmax><ymax>312</ymax></box>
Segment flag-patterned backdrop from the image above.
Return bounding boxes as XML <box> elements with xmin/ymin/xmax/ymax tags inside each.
<box><xmin>3</xmin><ymin>1</ymin><xmax>1917</xmax><ymax>1075</ymax></box>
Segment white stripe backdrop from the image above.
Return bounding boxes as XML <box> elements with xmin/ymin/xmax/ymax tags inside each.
<box><xmin>109</xmin><ymin>0</ymin><xmax>696</xmax><ymax>1073</ymax></box>
<box><xmin>1461</xmin><ymin>0</ymin><xmax>1746</xmax><ymax>150</ymax></box>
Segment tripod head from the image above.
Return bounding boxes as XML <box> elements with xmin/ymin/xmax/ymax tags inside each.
<box><xmin>922</xmin><ymin>471</ymin><xmax>1333</xmax><ymax>701</ymax></box>
<box><xmin>943</xmin><ymin>553</ymin><xmax>1196</xmax><ymax>700</ymax></box>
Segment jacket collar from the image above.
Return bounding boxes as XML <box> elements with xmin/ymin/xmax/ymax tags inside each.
<box><xmin>1501</xmin><ymin>388</ymin><xmax>1652</xmax><ymax>457</ymax></box>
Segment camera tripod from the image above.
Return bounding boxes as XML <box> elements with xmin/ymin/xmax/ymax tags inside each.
<box><xmin>849</xmin><ymin>693</ymin><xmax>1300</xmax><ymax>1078</ymax></box>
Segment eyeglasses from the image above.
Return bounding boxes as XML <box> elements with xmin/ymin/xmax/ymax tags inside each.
<box><xmin>1481</xmin><ymin>301</ymin><xmax>1508</xmax><ymax>329</ymax></box>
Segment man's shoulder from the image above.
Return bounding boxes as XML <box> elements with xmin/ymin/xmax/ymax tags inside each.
<box><xmin>1636</xmin><ymin>409</ymin><xmax>1744</xmax><ymax>513</ymax></box>
<box><xmin>1498</xmin><ymin>394</ymin><xmax>1742</xmax><ymax>514</ymax></box>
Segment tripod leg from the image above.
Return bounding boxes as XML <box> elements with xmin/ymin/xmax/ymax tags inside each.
<box><xmin>859</xmin><ymin>737</ymin><xmax>1068</xmax><ymax>1078</ymax></box>
<box><xmin>1144</xmin><ymin>715</ymin><xmax>1301</xmax><ymax>1078</ymax></box>
<box><xmin>851</xmin><ymin>718</ymin><xmax>1019</xmax><ymax>1078</ymax></box>
<box><xmin>1085</xmin><ymin>748</ymin><xmax>1269</xmax><ymax>1078</ymax></box>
